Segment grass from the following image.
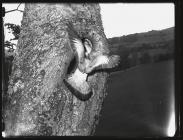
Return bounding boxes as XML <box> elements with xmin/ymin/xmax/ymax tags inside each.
<box><xmin>95</xmin><ymin>60</ymin><xmax>175</xmax><ymax>137</ymax></box>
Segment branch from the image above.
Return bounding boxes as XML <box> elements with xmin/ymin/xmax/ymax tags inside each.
<box><xmin>17</xmin><ymin>3</ymin><xmax>21</xmax><ymax>9</ymax></box>
<box><xmin>5</xmin><ymin>3</ymin><xmax>24</xmax><ymax>14</ymax></box>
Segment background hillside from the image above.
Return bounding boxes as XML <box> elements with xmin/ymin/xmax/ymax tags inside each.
<box><xmin>107</xmin><ymin>27</ymin><xmax>174</xmax><ymax>71</ymax></box>
<box><xmin>108</xmin><ymin>27</ymin><xmax>174</xmax><ymax>49</ymax></box>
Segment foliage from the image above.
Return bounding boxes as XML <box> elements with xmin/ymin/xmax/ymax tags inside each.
<box><xmin>3</xmin><ymin>23</ymin><xmax>20</xmax><ymax>94</ymax></box>
<box><xmin>4</xmin><ymin>23</ymin><xmax>21</xmax><ymax>58</ymax></box>
<box><xmin>5</xmin><ymin>23</ymin><xmax>21</xmax><ymax>40</ymax></box>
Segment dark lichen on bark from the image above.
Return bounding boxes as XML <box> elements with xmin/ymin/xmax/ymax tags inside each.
<box><xmin>4</xmin><ymin>3</ymin><xmax>111</xmax><ymax>136</ymax></box>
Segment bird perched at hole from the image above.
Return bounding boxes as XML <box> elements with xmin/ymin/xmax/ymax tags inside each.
<box><xmin>63</xmin><ymin>23</ymin><xmax>93</xmax><ymax>101</ymax></box>
<box><xmin>66</xmin><ymin>23</ymin><xmax>120</xmax><ymax>73</ymax></box>
<box><xmin>64</xmin><ymin>23</ymin><xmax>120</xmax><ymax>101</ymax></box>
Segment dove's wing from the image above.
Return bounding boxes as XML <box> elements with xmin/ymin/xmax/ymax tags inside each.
<box><xmin>63</xmin><ymin>73</ymin><xmax>92</xmax><ymax>101</ymax></box>
<box><xmin>64</xmin><ymin>79</ymin><xmax>92</xmax><ymax>101</ymax></box>
<box><xmin>85</xmin><ymin>55</ymin><xmax>120</xmax><ymax>73</ymax></box>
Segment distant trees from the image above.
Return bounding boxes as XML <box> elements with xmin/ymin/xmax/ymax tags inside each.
<box><xmin>108</xmin><ymin>27</ymin><xmax>174</xmax><ymax>71</ymax></box>
<box><xmin>153</xmin><ymin>53</ymin><xmax>174</xmax><ymax>62</ymax></box>
<box><xmin>109</xmin><ymin>39</ymin><xmax>174</xmax><ymax>72</ymax></box>
<box><xmin>140</xmin><ymin>52</ymin><xmax>151</xmax><ymax>64</ymax></box>
<box><xmin>108</xmin><ymin>30</ymin><xmax>174</xmax><ymax>71</ymax></box>
<box><xmin>120</xmin><ymin>49</ymin><xmax>131</xmax><ymax>69</ymax></box>
<box><xmin>122</xmin><ymin>33</ymin><xmax>138</xmax><ymax>43</ymax></box>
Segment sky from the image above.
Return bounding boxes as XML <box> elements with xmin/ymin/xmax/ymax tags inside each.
<box><xmin>100</xmin><ymin>3</ymin><xmax>174</xmax><ymax>38</ymax></box>
<box><xmin>2</xmin><ymin>3</ymin><xmax>174</xmax><ymax>42</ymax></box>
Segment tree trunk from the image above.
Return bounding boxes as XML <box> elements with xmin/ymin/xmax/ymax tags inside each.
<box><xmin>4</xmin><ymin>3</ymin><xmax>111</xmax><ymax>136</ymax></box>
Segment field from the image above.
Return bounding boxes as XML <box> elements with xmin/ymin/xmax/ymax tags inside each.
<box><xmin>95</xmin><ymin>60</ymin><xmax>175</xmax><ymax>137</ymax></box>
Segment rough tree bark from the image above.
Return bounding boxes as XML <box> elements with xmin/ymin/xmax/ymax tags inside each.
<box><xmin>4</xmin><ymin>3</ymin><xmax>113</xmax><ymax>136</ymax></box>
